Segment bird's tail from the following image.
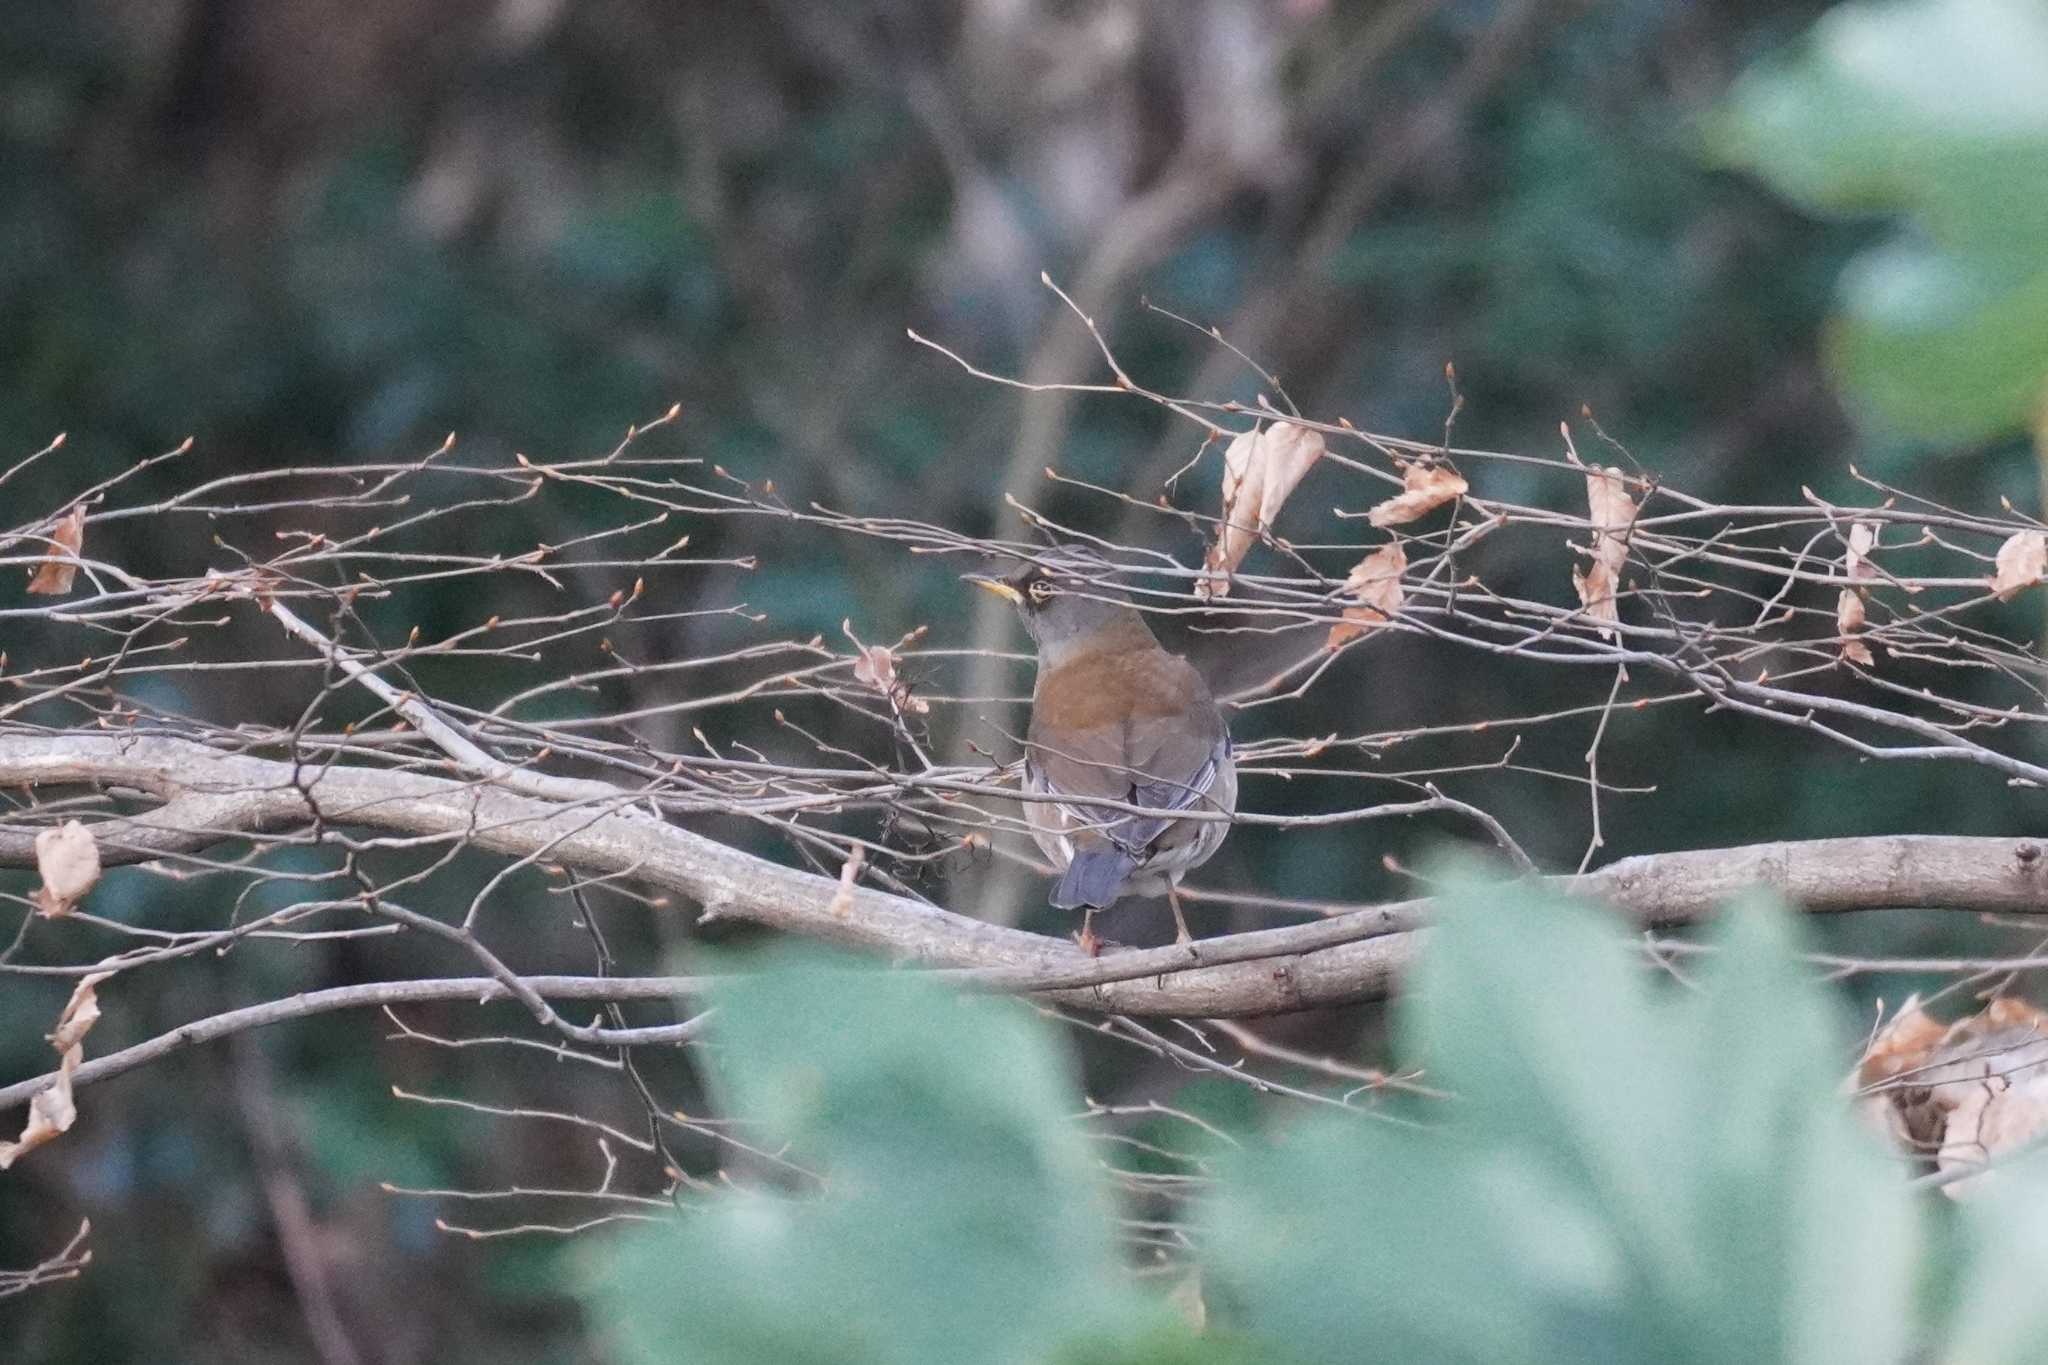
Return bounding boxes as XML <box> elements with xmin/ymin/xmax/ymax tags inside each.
<box><xmin>1051</xmin><ymin>847</ymin><xmax>1139</xmax><ymax>909</ymax></box>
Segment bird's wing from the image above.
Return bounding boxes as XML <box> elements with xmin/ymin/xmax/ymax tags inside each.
<box><xmin>1023</xmin><ymin>719</ymin><xmax>1136</xmax><ymax>845</ymax></box>
<box><xmin>1122</xmin><ymin>675</ymin><xmax>1230</xmax><ymax>855</ymax></box>
<box><xmin>1028</xmin><ymin>649</ymin><xmax>1228</xmax><ymax>858</ymax></box>
<box><xmin>1128</xmin><ymin>732</ymin><xmax>1229</xmax><ymax>826</ymax></box>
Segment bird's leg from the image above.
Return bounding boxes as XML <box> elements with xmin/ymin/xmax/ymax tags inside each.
<box><xmin>1074</xmin><ymin>907</ymin><xmax>1102</xmax><ymax>958</ymax></box>
<box><xmin>1168</xmin><ymin>884</ymin><xmax>1199</xmax><ymax>960</ymax></box>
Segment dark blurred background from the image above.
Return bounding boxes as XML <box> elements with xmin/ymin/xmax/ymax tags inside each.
<box><xmin>6</xmin><ymin>0</ymin><xmax>2045</xmax><ymax>1359</ymax></box>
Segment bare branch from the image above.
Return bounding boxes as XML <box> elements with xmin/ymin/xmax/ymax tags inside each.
<box><xmin>5</xmin><ymin>736</ymin><xmax>2048</xmax><ymax>1034</ymax></box>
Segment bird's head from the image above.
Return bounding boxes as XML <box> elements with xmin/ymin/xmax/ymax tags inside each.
<box><xmin>964</xmin><ymin>549</ymin><xmax>1155</xmax><ymax>661</ymax></box>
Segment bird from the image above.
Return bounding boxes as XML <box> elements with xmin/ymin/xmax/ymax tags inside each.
<box><xmin>965</xmin><ymin>551</ymin><xmax>1236</xmax><ymax>955</ymax></box>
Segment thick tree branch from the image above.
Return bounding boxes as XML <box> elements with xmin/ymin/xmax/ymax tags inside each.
<box><xmin>5</xmin><ymin>734</ymin><xmax>2048</xmax><ymax>1021</ymax></box>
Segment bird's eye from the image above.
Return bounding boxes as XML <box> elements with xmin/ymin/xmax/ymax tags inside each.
<box><xmin>1026</xmin><ymin>578</ymin><xmax>1053</xmax><ymax>602</ymax></box>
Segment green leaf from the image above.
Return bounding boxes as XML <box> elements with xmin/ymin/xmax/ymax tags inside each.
<box><xmin>1705</xmin><ymin>0</ymin><xmax>2048</xmax><ymax>442</ymax></box>
<box><xmin>1828</xmin><ymin>241</ymin><xmax>2048</xmax><ymax>442</ymax></box>
<box><xmin>1201</xmin><ymin>873</ymin><xmax>1919</xmax><ymax>1365</ymax></box>
<box><xmin>1677</xmin><ymin>898</ymin><xmax>1919</xmax><ymax>1363</ymax></box>
<box><xmin>1205</xmin><ymin>1116</ymin><xmax>1628</xmax><ymax>1364</ymax></box>
<box><xmin>583</xmin><ymin>944</ymin><xmax>1162</xmax><ymax>1365</ymax></box>
<box><xmin>1944</xmin><ymin>1151</ymin><xmax>2048</xmax><ymax>1362</ymax></box>
<box><xmin>1703</xmin><ymin>0</ymin><xmax>2048</xmax><ymax>238</ymax></box>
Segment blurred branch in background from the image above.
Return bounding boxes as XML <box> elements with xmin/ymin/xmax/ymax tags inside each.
<box><xmin>0</xmin><ymin>1218</ymin><xmax>90</xmax><ymax>1301</ymax></box>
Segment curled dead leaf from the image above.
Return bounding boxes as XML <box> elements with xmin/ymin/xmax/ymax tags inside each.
<box><xmin>1857</xmin><ymin>995</ymin><xmax>1946</xmax><ymax>1089</ymax></box>
<box><xmin>844</xmin><ymin>622</ymin><xmax>929</xmax><ymax>715</ymax></box>
<box><xmin>1366</xmin><ymin>461</ymin><xmax>1467</xmax><ymax>528</ymax></box>
<box><xmin>0</xmin><ymin>1082</ymin><xmax>77</xmax><ymax>1173</ymax></box>
<box><xmin>33</xmin><ymin>821</ymin><xmax>100</xmax><ymax>918</ymax></box>
<box><xmin>1845</xmin><ymin>521</ymin><xmax>1879</xmax><ymax>582</ymax></box>
<box><xmin>1197</xmin><ymin>422</ymin><xmax>1326</xmax><ymax>598</ymax></box>
<box><xmin>1856</xmin><ymin>995</ymin><xmax>2048</xmax><ymax>1198</ymax></box>
<box><xmin>26</xmin><ymin>505</ymin><xmax>86</xmax><ymax>596</ymax></box>
<box><xmin>49</xmin><ymin>972</ymin><xmax>107</xmax><ymax>1056</ymax></box>
<box><xmin>1327</xmin><ymin>541</ymin><xmax>1406</xmax><ymax>648</ymax></box>
<box><xmin>1991</xmin><ymin>529</ymin><xmax>2047</xmax><ymax>602</ymax></box>
<box><xmin>1571</xmin><ymin>466</ymin><xmax>1638</xmax><ymax>638</ymax></box>
<box><xmin>851</xmin><ymin>643</ymin><xmax>900</xmax><ymax>692</ymax></box>
<box><xmin>1584</xmin><ymin>465</ymin><xmax>1638</xmax><ymax>536</ymax></box>
<box><xmin>1836</xmin><ymin>588</ymin><xmax>1874</xmax><ymax>667</ymax></box>
<box><xmin>1571</xmin><ymin>561</ymin><xmax>1617</xmax><ymax>636</ymax></box>
<box><xmin>0</xmin><ymin>969</ymin><xmax>112</xmax><ymax>1170</ymax></box>
<box><xmin>1834</xmin><ymin>522</ymin><xmax>1881</xmax><ymax>666</ymax></box>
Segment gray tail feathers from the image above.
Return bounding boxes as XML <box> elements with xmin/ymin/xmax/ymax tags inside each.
<box><xmin>1051</xmin><ymin>847</ymin><xmax>1139</xmax><ymax>909</ymax></box>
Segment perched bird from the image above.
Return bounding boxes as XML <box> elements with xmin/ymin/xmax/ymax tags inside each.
<box><xmin>966</xmin><ymin>552</ymin><xmax>1236</xmax><ymax>954</ymax></box>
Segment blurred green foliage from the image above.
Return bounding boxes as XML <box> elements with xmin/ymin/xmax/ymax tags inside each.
<box><xmin>1709</xmin><ymin>0</ymin><xmax>2048</xmax><ymax>444</ymax></box>
<box><xmin>585</xmin><ymin>949</ymin><xmax>1182</xmax><ymax>1363</ymax></box>
<box><xmin>1206</xmin><ymin>886</ymin><xmax>1918</xmax><ymax>1364</ymax></box>
<box><xmin>585</xmin><ymin>877</ymin><xmax>2048</xmax><ymax>1364</ymax></box>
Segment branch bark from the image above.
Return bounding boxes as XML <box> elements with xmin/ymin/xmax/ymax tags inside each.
<box><xmin>5</xmin><ymin>734</ymin><xmax>2048</xmax><ymax>1022</ymax></box>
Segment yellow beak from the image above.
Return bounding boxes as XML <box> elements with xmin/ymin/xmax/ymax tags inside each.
<box><xmin>964</xmin><ymin>575</ymin><xmax>1024</xmax><ymax>605</ymax></box>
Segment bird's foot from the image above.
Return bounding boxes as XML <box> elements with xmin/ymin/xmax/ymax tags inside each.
<box><xmin>1074</xmin><ymin>924</ymin><xmax>1103</xmax><ymax>958</ymax></box>
<box><xmin>1153</xmin><ymin>938</ymin><xmax>1201</xmax><ymax>990</ymax></box>
<box><xmin>1167</xmin><ymin>887</ymin><xmax>1200</xmax><ymax>961</ymax></box>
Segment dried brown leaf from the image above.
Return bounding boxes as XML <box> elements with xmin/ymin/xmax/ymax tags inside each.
<box><xmin>851</xmin><ymin>643</ymin><xmax>898</xmax><ymax>692</ymax></box>
<box><xmin>1844</xmin><ymin>520</ymin><xmax>1879</xmax><ymax>581</ymax></box>
<box><xmin>1837</xmin><ymin>588</ymin><xmax>1874</xmax><ymax>667</ymax></box>
<box><xmin>1855</xmin><ymin>1003</ymin><xmax>1943</xmax><ymax>1154</ymax></box>
<box><xmin>1327</xmin><ymin>541</ymin><xmax>1406</xmax><ymax>648</ymax></box>
<box><xmin>0</xmin><ymin>969</ymin><xmax>111</xmax><ymax>1170</ymax></box>
<box><xmin>1571</xmin><ymin>561</ymin><xmax>1619</xmax><ymax>636</ymax></box>
<box><xmin>1366</xmin><ymin>461</ymin><xmax>1467</xmax><ymax>528</ymax></box>
<box><xmin>1584</xmin><ymin>465</ymin><xmax>1639</xmax><ymax>539</ymax></box>
<box><xmin>25</xmin><ymin>505</ymin><xmax>85</xmax><ymax>596</ymax></box>
<box><xmin>1198</xmin><ymin>422</ymin><xmax>1325</xmax><ymax>598</ymax></box>
<box><xmin>32</xmin><ymin>820</ymin><xmax>100</xmax><ymax>918</ymax></box>
<box><xmin>1855</xmin><ymin>996</ymin><xmax>2048</xmax><ymax>1198</ymax></box>
<box><xmin>1857</xmin><ymin>994</ymin><xmax>1944</xmax><ymax>1088</ymax></box>
<box><xmin>50</xmin><ymin>970</ymin><xmax>108</xmax><ymax>1055</ymax></box>
<box><xmin>845</xmin><ymin>622</ymin><xmax>929</xmax><ymax>715</ymax></box>
<box><xmin>1991</xmin><ymin>529</ymin><xmax>2047</xmax><ymax>602</ymax></box>
<box><xmin>1571</xmin><ymin>466</ymin><xmax>1638</xmax><ymax>638</ymax></box>
<box><xmin>1248</xmin><ymin>423</ymin><xmax>1325</xmax><ymax>522</ymax></box>
<box><xmin>0</xmin><ymin>1081</ymin><xmax>76</xmax><ymax>1171</ymax></box>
